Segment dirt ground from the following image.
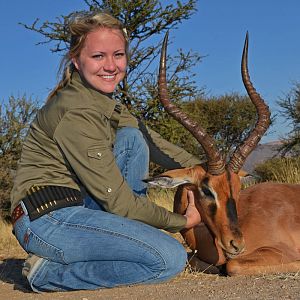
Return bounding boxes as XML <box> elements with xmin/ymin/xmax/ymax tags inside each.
<box><xmin>1</xmin><ymin>246</ymin><xmax>299</xmax><ymax>300</ymax></box>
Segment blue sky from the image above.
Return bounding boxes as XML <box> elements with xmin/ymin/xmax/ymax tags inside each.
<box><xmin>1</xmin><ymin>1</ymin><xmax>300</xmax><ymax>142</ymax></box>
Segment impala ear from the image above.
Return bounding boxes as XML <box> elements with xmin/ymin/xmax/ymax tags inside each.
<box><xmin>238</xmin><ymin>169</ymin><xmax>261</xmax><ymax>184</ymax></box>
<box><xmin>143</xmin><ymin>176</ymin><xmax>191</xmax><ymax>189</ymax></box>
<box><xmin>238</xmin><ymin>169</ymin><xmax>261</xmax><ymax>179</ymax></box>
<box><xmin>238</xmin><ymin>169</ymin><xmax>249</xmax><ymax>178</ymax></box>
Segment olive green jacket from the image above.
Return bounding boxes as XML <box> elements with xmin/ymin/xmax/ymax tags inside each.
<box><xmin>11</xmin><ymin>71</ymin><xmax>201</xmax><ymax>232</ymax></box>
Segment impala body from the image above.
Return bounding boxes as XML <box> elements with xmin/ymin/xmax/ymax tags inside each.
<box><xmin>148</xmin><ymin>32</ymin><xmax>300</xmax><ymax>275</ymax></box>
<box><xmin>159</xmin><ymin>168</ymin><xmax>300</xmax><ymax>275</ymax></box>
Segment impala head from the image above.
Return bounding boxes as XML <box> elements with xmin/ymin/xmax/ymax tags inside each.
<box><xmin>147</xmin><ymin>32</ymin><xmax>271</xmax><ymax>259</ymax></box>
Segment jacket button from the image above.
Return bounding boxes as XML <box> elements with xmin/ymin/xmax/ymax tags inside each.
<box><xmin>97</xmin><ymin>152</ymin><xmax>102</xmax><ymax>158</ymax></box>
<box><xmin>107</xmin><ymin>188</ymin><xmax>112</xmax><ymax>193</ymax></box>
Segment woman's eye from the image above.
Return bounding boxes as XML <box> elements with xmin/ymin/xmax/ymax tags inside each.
<box><xmin>92</xmin><ymin>54</ymin><xmax>103</xmax><ymax>60</ymax></box>
<box><xmin>115</xmin><ymin>52</ymin><xmax>125</xmax><ymax>58</ymax></box>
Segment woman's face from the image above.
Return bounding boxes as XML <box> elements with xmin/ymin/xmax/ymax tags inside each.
<box><xmin>73</xmin><ymin>27</ymin><xmax>127</xmax><ymax>94</ymax></box>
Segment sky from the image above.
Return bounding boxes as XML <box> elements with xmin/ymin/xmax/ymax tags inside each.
<box><xmin>1</xmin><ymin>0</ymin><xmax>300</xmax><ymax>143</ymax></box>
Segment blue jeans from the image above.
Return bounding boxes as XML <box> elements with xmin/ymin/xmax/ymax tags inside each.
<box><xmin>13</xmin><ymin>127</ymin><xmax>187</xmax><ymax>292</ymax></box>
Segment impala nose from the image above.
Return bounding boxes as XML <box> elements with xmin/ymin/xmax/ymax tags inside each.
<box><xmin>230</xmin><ymin>240</ymin><xmax>240</xmax><ymax>252</ymax></box>
<box><xmin>229</xmin><ymin>238</ymin><xmax>245</xmax><ymax>255</ymax></box>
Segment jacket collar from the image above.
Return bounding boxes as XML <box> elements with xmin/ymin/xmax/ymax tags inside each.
<box><xmin>71</xmin><ymin>71</ymin><xmax>117</xmax><ymax>119</ymax></box>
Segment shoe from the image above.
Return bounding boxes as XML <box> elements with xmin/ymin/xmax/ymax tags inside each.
<box><xmin>22</xmin><ymin>253</ymin><xmax>44</xmax><ymax>278</ymax></box>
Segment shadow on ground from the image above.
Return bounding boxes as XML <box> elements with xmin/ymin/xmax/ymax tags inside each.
<box><xmin>0</xmin><ymin>258</ymin><xmax>31</xmax><ymax>292</ymax></box>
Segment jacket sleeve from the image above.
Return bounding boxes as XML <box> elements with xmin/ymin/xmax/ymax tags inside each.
<box><xmin>138</xmin><ymin>122</ymin><xmax>203</xmax><ymax>169</ymax></box>
<box><xmin>53</xmin><ymin>108</ymin><xmax>186</xmax><ymax>232</ymax></box>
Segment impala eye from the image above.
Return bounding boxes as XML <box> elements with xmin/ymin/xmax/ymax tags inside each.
<box><xmin>201</xmin><ymin>186</ymin><xmax>215</xmax><ymax>199</ymax></box>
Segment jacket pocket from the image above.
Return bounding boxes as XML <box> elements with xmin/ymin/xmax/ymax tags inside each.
<box><xmin>87</xmin><ymin>144</ymin><xmax>114</xmax><ymax>167</ymax></box>
<box><xmin>87</xmin><ymin>148</ymin><xmax>105</xmax><ymax>160</ymax></box>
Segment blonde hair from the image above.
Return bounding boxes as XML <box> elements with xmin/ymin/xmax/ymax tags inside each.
<box><xmin>46</xmin><ymin>11</ymin><xmax>129</xmax><ymax>102</ymax></box>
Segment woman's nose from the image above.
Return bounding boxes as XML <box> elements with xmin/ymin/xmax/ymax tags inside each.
<box><xmin>103</xmin><ymin>57</ymin><xmax>117</xmax><ymax>72</ymax></box>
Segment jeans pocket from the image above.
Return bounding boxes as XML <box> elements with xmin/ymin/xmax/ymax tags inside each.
<box><xmin>25</xmin><ymin>228</ymin><xmax>66</xmax><ymax>264</ymax></box>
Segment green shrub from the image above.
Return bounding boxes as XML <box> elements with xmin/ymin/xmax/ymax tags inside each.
<box><xmin>255</xmin><ymin>157</ymin><xmax>300</xmax><ymax>184</ymax></box>
<box><xmin>0</xmin><ymin>96</ymin><xmax>38</xmax><ymax>220</ymax></box>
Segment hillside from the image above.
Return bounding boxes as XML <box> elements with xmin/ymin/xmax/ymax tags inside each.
<box><xmin>243</xmin><ymin>141</ymin><xmax>282</xmax><ymax>173</ymax></box>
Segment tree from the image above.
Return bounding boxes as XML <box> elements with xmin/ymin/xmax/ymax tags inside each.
<box><xmin>0</xmin><ymin>96</ymin><xmax>38</xmax><ymax>220</ymax></box>
<box><xmin>21</xmin><ymin>0</ymin><xmax>202</xmax><ymax>111</ymax></box>
<box><xmin>149</xmin><ymin>93</ymin><xmax>259</xmax><ymax>156</ymax></box>
<box><xmin>277</xmin><ymin>83</ymin><xmax>300</xmax><ymax>156</ymax></box>
<box><xmin>146</xmin><ymin>93</ymin><xmax>262</xmax><ymax>175</ymax></box>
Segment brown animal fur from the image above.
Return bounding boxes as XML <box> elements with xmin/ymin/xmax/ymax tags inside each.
<box><xmin>172</xmin><ymin>171</ymin><xmax>300</xmax><ymax>275</ymax></box>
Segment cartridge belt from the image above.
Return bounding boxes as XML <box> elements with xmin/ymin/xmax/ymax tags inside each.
<box><xmin>12</xmin><ymin>185</ymin><xmax>83</xmax><ymax>224</ymax></box>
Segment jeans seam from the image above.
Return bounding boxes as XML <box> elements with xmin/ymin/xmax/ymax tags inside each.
<box><xmin>45</xmin><ymin>215</ymin><xmax>167</xmax><ymax>281</ymax></box>
<box><xmin>27</xmin><ymin>228</ymin><xmax>67</xmax><ymax>264</ymax></box>
<box><xmin>114</xmin><ymin>145</ymin><xmax>133</xmax><ymax>180</ymax></box>
<box><xmin>121</xmin><ymin>149</ymin><xmax>131</xmax><ymax>179</ymax></box>
<box><xmin>28</xmin><ymin>258</ymin><xmax>48</xmax><ymax>293</ymax></box>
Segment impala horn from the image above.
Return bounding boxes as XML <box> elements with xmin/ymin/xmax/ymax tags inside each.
<box><xmin>228</xmin><ymin>32</ymin><xmax>271</xmax><ymax>173</ymax></box>
<box><xmin>158</xmin><ymin>32</ymin><xmax>225</xmax><ymax>175</ymax></box>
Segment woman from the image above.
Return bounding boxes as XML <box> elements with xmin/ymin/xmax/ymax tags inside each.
<box><xmin>11</xmin><ymin>11</ymin><xmax>201</xmax><ymax>292</ymax></box>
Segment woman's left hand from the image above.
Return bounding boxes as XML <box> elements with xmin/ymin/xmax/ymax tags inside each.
<box><xmin>184</xmin><ymin>190</ymin><xmax>201</xmax><ymax>229</ymax></box>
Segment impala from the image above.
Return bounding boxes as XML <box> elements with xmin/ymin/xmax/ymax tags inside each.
<box><xmin>147</xmin><ymin>32</ymin><xmax>300</xmax><ymax>275</ymax></box>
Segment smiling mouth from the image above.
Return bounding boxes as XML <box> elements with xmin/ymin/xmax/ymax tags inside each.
<box><xmin>99</xmin><ymin>74</ymin><xmax>116</xmax><ymax>80</ymax></box>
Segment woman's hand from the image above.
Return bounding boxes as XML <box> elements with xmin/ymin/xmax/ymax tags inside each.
<box><xmin>184</xmin><ymin>190</ymin><xmax>201</xmax><ymax>229</ymax></box>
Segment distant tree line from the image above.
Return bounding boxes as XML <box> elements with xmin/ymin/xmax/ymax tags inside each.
<box><xmin>277</xmin><ymin>83</ymin><xmax>300</xmax><ymax>156</ymax></box>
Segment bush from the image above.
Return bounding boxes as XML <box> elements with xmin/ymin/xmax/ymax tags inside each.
<box><xmin>255</xmin><ymin>157</ymin><xmax>300</xmax><ymax>184</ymax></box>
<box><xmin>0</xmin><ymin>96</ymin><xmax>38</xmax><ymax>220</ymax></box>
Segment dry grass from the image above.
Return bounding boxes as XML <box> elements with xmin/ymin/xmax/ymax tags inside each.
<box><xmin>271</xmin><ymin>158</ymin><xmax>300</xmax><ymax>183</ymax></box>
<box><xmin>0</xmin><ymin>220</ymin><xmax>16</xmax><ymax>250</ymax></box>
<box><xmin>148</xmin><ymin>187</ymin><xmax>176</xmax><ymax>211</ymax></box>
<box><xmin>254</xmin><ymin>271</ymin><xmax>300</xmax><ymax>282</ymax></box>
<box><xmin>256</xmin><ymin>156</ymin><xmax>300</xmax><ymax>184</ymax></box>
<box><xmin>0</xmin><ymin>219</ymin><xmax>26</xmax><ymax>259</ymax></box>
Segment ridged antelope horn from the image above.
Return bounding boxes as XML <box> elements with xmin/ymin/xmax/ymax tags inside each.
<box><xmin>158</xmin><ymin>32</ymin><xmax>225</xmax><ymax>175</ymax></box>
<box><xmin>228</xmin><ymin>32</ymin><xmax>271</xmax><ymax>173</ymax></box>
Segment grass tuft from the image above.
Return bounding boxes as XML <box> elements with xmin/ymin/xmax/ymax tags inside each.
<box><xmin>271</xmin><ymin>158</ymin><xmax>300</xmax><ymax>183</ymax></box>
<box><xmin>148</xmin><ymin>187</ymin><xmax>175</xmax><ymax>211</ymax></box>
<box><xmin>255</xmin><ymin>157</ymin><xmax>300</xmax><ymax>183</ymax></box>
<box><xmin>0</xmin><ymin>219</ymin><xmax>26</xmax><ymax>259</ymax></box>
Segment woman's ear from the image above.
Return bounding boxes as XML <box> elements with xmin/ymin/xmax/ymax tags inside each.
<box><xmin>71</xmin><ymin>57</ymin><xmax>80</xmax><ymax>71</ymax></box>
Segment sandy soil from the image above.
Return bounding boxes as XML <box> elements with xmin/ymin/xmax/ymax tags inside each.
<box><xmin>1</xmin><ymin>249</ymin><xmax>299</xmax><ymax>300</ymax></box>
